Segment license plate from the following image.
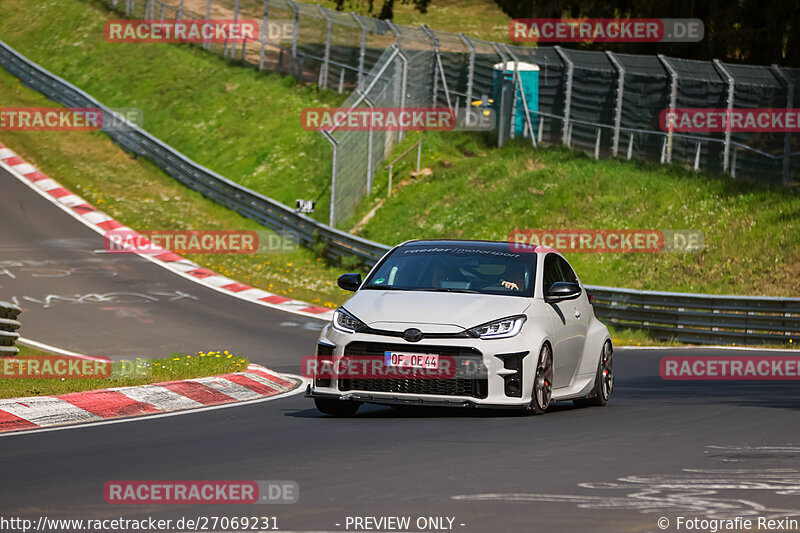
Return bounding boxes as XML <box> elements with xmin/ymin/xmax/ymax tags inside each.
<box><xmin>384</xmin><ymin>351</ymin><xmax>439</xmax><ymax>370</ymax></box>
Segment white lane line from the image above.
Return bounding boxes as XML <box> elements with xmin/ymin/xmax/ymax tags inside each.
<box><xmin>17</xmin><ymin>337</ymin><xmax>107</xmax><ymax>361</ymax></box>
<box><xmin>0</xmin><ymin>374</ymin><xmax>309</xmax><ymax>438</ymax></box>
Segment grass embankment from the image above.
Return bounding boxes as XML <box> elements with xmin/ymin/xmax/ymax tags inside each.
<box><xmin>1</xmin><ymin>345</ymin><xmax>249</xmax><ymax>399</ymax></box>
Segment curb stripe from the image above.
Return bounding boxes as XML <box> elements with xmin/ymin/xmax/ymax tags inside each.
<box><xmin>60</xmin><ymin>390</ymin><xmax>160</xmax><ymax>418</ymax></box>
<box><xmin>246</xmin><ymin>367</ymin><xmax>294</xmax><ymax>389</ymax></box>
<box><xmin>113</xmin><ymin>385</ymin><xmax>203</xmax><ymax>411</ymax></box>
<box><xmin>0</xmin><ymin>410</ymin><xmax>38</xmax><ymax>432</ymax></box>
<box><xmin>224</xmin><ymin>374</ymin><xmax>280</xmax><ymax>396</ymax></box>
<box><xmin>160</xmin><ymin>380</ymin><xmax>237</xmax><ymax>406</ymax></box>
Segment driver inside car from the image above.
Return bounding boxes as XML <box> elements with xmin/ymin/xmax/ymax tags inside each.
<box><xmin>500</xmin><ymin>263</ymin><xmax>526</xmax><ymax>291</ymax></box>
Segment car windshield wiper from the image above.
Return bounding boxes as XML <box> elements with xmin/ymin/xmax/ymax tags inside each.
<box><xmin>420</xmin><ymin>288</ymin><xmax>480</xmax><ymax>294</ymax></box>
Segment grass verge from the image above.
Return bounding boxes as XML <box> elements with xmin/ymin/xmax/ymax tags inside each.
<box><xmin>1</xmin><ymin>346</ymin><xmax>250</xmax><ymax>399</ymax></box>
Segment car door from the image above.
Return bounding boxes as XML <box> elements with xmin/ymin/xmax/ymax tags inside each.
<box><xmin>556</xmin><ymin>256</ymin><xmax>590</xmax><ymax>383</ymax></box>
<box><xmin>542</xmin><ymin>254</ymin><xmax>584</xmax><ymax>389</ymax></box>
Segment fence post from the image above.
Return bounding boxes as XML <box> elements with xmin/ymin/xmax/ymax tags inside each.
<box><xmin>606</xmin><ymin>51</ymin><xmax>625</xmax><ymax>157</ymax></box>
<box><xmin>386</xmin><ymin>20</ymin><xmax>401</xmax><ymax>48</ymax></box>
<box><xmin>287</xmin><ymin>0</ymin><xmax>299</xmax><ymax>76</ymax></box>
<box><xmin>421</xmin><ymin>26</ymin><xmax>441</xmax><ymax>106</ymax></box>
<box><xmin>713</xmin><ymin>59</ymin><xmax>735</xmax><ymax>174</ymax></box>
<box><xmin>177</xmin><ymin>0</ymin><xmax>183</xmax><ymax>19</ymax></box>
<box><xmin>358</xmin><ymin>90</ymin><xmax>375</xmax><ymax>194</ymax></box>
<box><xmin>321</xmin><ymin>131</ymin><xmax>338</xmax><ymax>227</ymax></box>
<box><xmin>351</xmin><ymin>12</ymin><xmax>367</xmax><ymax>86</ymax></box>
<box><xmin>771</xmin><ymin>65</ymin><xmax>794</xmax><ymax>186</ymax></box>
<box><xmin>317</xmin><ymin>5</ymin><xmax>332</xmax><ymax>89</ymax></box>
<box><xmin>203</xmin><ymin>0</ymin><xmax>212</xmax><ymax>49</ymax></box>
<box><xmin>694</xmin><ymin>141</ymin><xmax>702</xmax><ymax>171</ymax></box>
<box><xmin>259</xmin><ymin>1</ymin><xmax>269</xmax><ymax>70</ymax></box>
<box><xmin>731</xmin><ymin>146</ymin><xmax>738</xmax><ymax>178</ymax></box>
<box><xmin>658</xmin><ymin>55</ymin><xmax>678</xmax><ymax>164</ymax></box>
<box><xmin>397</xmin><ymin>47</ymin><xmax>408</xmax><ymax>143</ymax></box>
<box><xmin>228</xmin><ymin>0</ymin><xmax>240</xmax><ymax>58</ymax></box>
<box><xmin>554</xmin><ymin>46</ymin><xmax>573</xmax><ymax>147</ymax></box>
<box><xmin>627</xmin><ymin>133</ymin><xmax>633</xmax><ymax>160</ymax></box>
<box><xmin>459</xmin><ymin>33</ymin><xmax>475</xmax><ymax>108</ymax></box>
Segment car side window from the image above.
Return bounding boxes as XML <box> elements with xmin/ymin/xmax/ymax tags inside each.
<box><xmin>542</xmin><ymin>254</ymin><xmax>562</xmax><ymax>294</ymax></box>
<box><xmin>556</xmin><ymin>256</ymin><xmax>578</xmax><ymax>284</ymax></box>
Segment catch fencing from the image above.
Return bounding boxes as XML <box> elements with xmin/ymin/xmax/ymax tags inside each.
<box><xmin>103</xmin><ymin>0</ymin><xmax>800</xmax><ymax>227</ymax></box>
<box><xmin>0</xmin><ymin>302</ymin><xmax>22</xmax><ymax>357</ymax></box>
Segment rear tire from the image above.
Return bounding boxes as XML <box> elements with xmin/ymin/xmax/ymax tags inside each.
<box><xmin>574</xmin><ymin>341</ymin><xmax>613</xmax><ymax>408</ymax></box>
<box><xmin>527</xmin><ymin>344</ymin><xmax>553</xmax><ymax>415</ymax></box>
<box><xmin>314</xmin><ymin>398</ymin><xmax>361</xmax><ymax>417</ymax></box>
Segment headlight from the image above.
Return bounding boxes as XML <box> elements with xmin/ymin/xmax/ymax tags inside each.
<box><xmin>467</xmin><ymin>315</ymin><xmax>526</xmax><ymax>339</ymax></box>
<box><xmin>332</xmin><ymin>308</ymin><xmax>366</xmax><ymax>334</ymax></box>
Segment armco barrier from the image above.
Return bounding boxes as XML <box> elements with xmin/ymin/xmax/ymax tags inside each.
<box><xmin>588</xmin><ymin>286</ymin><xmax>800</xmax><ymax>345</ymax></box>
<box><xmin>0</xmin><ymin>302</ymin><xmax>22</xmax><ymax>357</ymax></box>
<box><xmin>1</xmin><ymin>40</ymin><xmax>797</xmax><ymax>347</ymax></box>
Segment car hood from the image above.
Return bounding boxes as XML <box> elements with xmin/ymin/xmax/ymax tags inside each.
<box><xmin>343</xmin><ymin>290</ymin><xmax>531</xmax><ymax>330</ymax></box>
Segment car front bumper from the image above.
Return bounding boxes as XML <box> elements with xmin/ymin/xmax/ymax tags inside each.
<box><xmin>309</xmin><ymin>324</ymin><xmax>539</xmax><ymax>408</ymax></box>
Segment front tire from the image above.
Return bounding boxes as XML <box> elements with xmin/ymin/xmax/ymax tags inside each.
<box><xmin>314</xmin><ymin>398</ymin><xmax>361</xmax><ymax>417</ymax></box>
<box><xmin>574</xmin><ymin>341</ymin><xmax>613</xmax><ymax>408</ymax></box>
<box><xmin>528</xmin><ymin>344</ymin><xmax>553</xmax><ymax>415</ymax></box>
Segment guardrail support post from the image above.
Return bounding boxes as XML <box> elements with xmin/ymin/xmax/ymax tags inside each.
<box><xmin>554</xmin><ymin>46</ymin><xmax>573</xmax><ymax>147</ymax></box>
<box><xmin>771</xmin><ymin>64</ymin><xmax>794</xmax><ymax>187</ymax></box>
<box><xmin>658</xmin><ymin>55</ymin><xmax>678</xmax><ymax>164</ymax></box>
<box><xmin>713</xmin><ymin>59</ymin><xmax>735</xmax><ymax>174</ymax></box>
<box><xmin>606</xmin><ymin>51</ymin><xmax>625</xmax><ymax>157</ymax></box>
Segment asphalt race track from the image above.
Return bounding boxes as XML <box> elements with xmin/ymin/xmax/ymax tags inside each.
<box><xmin>2</xmin><ymin>164</ymin><xmax>800</xmax><ymax>532</ymax></box>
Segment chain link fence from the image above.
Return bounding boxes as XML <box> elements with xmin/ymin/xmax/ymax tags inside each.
<box><xmin>104</xmin><ymin>0</ymin><xmax>800</xmax><ymax>227</ymax></box>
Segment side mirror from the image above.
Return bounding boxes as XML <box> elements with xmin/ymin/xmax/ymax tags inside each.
<box><xmin>545</xmin><ymin>281</ymin><xmax>581</xmax><ymax>303</ymax></box>
<box><xmin>337</xmin><ymin>273</ymin><xmax>362</xmax><ymax>292</ymax></box>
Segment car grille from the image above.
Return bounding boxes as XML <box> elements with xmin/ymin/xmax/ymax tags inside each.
<box><xmin>339</xmin><ymin>342</ymin><xmax>488</xmax><ymax>399</ymax></box>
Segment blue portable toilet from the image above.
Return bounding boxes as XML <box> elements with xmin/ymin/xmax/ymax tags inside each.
<box><xmin>492</xmin><ymin>61</ymin><xmax>540</xmax><ymax>138</ymax></box>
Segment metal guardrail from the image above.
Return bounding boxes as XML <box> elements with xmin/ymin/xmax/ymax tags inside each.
<box><xmin>0</xmin><ymin>302</ymin><xmax>22</xmax><ymax>357</ymax></box>
<box><xmin>587</xmin><ymin>285</ymin><xmax>800</xmax><ymax>345</ymax></box>
<box><xmin>1</xmin><ymin>40</ymin><xmax>797</xmax><ymax>346</ymax></box>
<box><xmin>0</xmin><ymin>39</ymin><xmax>391</xmax><ymax>266</ymax></box>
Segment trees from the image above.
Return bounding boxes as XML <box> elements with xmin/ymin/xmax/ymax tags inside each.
<box><xmin>495</xmin><ymin>0</ymin><xmax>799</xmax><ymax>66</ymax></box>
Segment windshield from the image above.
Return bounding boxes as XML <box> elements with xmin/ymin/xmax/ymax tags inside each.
<box><xmin>362</xmin><ymin>244</ymin><xmax>536</xmax><ymax>297</ymax></box>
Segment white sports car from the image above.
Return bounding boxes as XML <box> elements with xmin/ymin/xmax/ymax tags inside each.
<box><xmin>307</xmin><ymin>240</ymin><xmax>613</xmax><ymax>416</ymax></box>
